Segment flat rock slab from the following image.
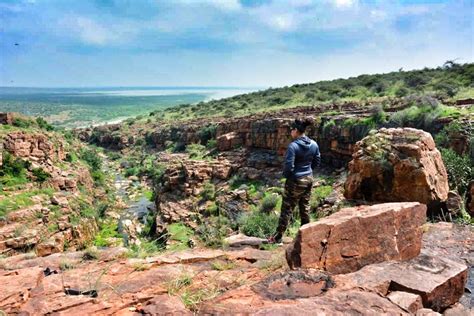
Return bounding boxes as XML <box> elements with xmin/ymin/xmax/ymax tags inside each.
<box><xmin>251</xmin><ymin>270</ymin><xmax>334</xmax><ymax>300</ymax></box>
<box><xmin>286</xmin><ymin>202</ymin><xmax>426</xmax><ymax>273</ymax></box>
<box><xmin>224</xmin><ymin>233</ymin><xmax>267</xmax><ymax>247</ymax></box>
<box><xmin>200</xmin><ymin>287</ymin><xmax>408</xmax><ymax>315</ymax></box>
<box><xmin>145</xmin><ymin>249</ymin><xmax>225</xmax><ymax>265</ymax></box>
<box><xmin>335</xmin><ymin>249</ymin><xmax>468</xmax><ymax>312</ymax></box>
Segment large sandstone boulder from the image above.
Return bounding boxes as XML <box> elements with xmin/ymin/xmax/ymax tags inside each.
<box><xmin>286</xmin><ymin>202</ymin><xmax>426</xmax><ymax>273</ymax></box>
<box><xmin>344</xmin><ymin>128</ymin><xmax>449</xmax><ymax>213</ymax></box>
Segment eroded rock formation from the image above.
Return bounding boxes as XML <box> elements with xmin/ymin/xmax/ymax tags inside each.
<box><xmin>344</xmin><ymin>128</ymin><xmax>449</xmax><ymax>213</ymax></box>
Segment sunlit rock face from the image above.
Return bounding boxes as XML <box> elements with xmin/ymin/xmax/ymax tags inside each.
<box><xmin>286</xmin><ymin>202</ymin><xmax>426</xmax><ymax>274</ymax></box>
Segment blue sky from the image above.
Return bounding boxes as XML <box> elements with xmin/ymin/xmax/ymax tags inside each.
<box><xmin>0</xmin><ymin>0</ymin><xmax>472</xmax><ymax>87</ymax></box>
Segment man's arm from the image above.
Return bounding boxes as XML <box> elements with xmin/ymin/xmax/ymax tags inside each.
<box><xmin>283</xmin><ymin>144</ymin><xmax>296</xmax><ymax>178</ymax></box>
<box><xmin>311</xmin><ymin>143</ymin><xmax>321</xmax><ymax>170</ymax></box>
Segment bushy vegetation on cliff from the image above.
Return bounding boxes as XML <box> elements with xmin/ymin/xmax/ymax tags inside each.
<box><xmin>152</xmin><ymin>62</ymin><xmax>473</xmax><ymax>120</ymax></box>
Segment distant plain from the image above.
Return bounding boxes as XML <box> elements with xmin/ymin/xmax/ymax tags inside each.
<box><xmin>0</xmin><ymin>87</ymin><xmax>256</xmax><ymax>128</ymax></box>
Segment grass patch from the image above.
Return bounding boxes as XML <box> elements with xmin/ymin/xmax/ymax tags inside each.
<box><xmin>127</xmin><ymin>240</ymin><xmax>164</xmax><ymax>259</ymax></box>
<box><xmin>211</xmin><ymin>260</ymin><xmax>236</xmax><ymax>271</ymax></box>
<box><xmin>181</xmin><ymin>286</ymin><xmax>222</xmax><ymax>311</ymax></box>
<box><xmin>239</xmin><ymin>208</ymin><xmax>278</xmax><ymax>239</ymax></box>
<box><xmin>0</xmin><ymin>188</ymin><xmax>54</xmax><ymax>217</ymax></box>
<box><xmin>186</xmin><ymin>143</ymin><xmax>207</xmax><ymax>160</ymax></box>
<box><xmin>94</xmin><ymin>220</ymin><xmax>121</xmax><ymax>247</ymax></box>
<box><xmin>166</xmin><ymin>272</ymin><xmax>193</xmax><ymax>295</ymax></box>
<box><xmin>59</xmin><ymin>260</ymin><xmax>76</xmax><ymax>271</ymax></box>
<box><xmin>309</xmin><ymin>185</ymin><xmax>333</xmax><ymax>210</ymax></box>
<box><xmin>167</xmin><ymin>223</ymin><xmax>193</xmax><ymax>251</ymax></box>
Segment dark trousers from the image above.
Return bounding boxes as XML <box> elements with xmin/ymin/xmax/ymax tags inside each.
<box><xmin>274</xmin><ymin>175</ymin><xmax>313</xmax><ymax>241</ymax></box>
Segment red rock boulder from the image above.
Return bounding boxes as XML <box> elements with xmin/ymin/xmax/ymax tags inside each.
<box><xmin>344</xmin><ymin>128</ymin><xmax>449</xmax><ymax>213</ymax></box>
<box><xmin>286</xmin><ymin>202</ymin><xmax>426</xmax><ymax>274</ymax></box>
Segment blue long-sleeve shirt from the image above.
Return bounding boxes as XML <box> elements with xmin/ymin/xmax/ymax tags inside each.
<box><xmin>283</xmin><ymin>136</ymin><xmax>321</xmax><ymax>179</ymax></box>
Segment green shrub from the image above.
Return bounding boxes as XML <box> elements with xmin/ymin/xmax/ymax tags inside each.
<box><xmin>0</xmin><ymin>152</ymin><xmax>29</xmax><ymax>186</ymax></box>
<box><xmin>147</xmin><ymin>163</ymin><xmax>166</xmax><ymax>186</ymax></box>
<box><xmin>80</xmin><ymin>206</ymin><xmax>97</xmax><ymax>219</ymax></box>
<box><xmin>197</xmin><ymin>216</ymin><xmax>231</xmax><ymax>248</ymax></box>
<box><xmin>12</xmin><ymin>117</ymin><xmax>32</xmax><ymax>128</ymax></box>
<box><xmin>239</xmin><ymin>208</ymin><xmax>278</xmax><ymax>238</ymax></box>
<box><xmin>80</xmin><ymin>148</ymin><xmax>102</xmax><ymax>171</ymax></box>
<box><xmin>65</xmin><ymin>152</ymin><xmax>78</xmax><ymax>162</ymax></box>
<box><xmin>440</xmin><ymin>148</ymin><xmax>473</xmax><ymax>195</ymax></box>
<box><xmin>167</xmin><ymin>223</ymin><xmax>193</xmax><ymax>251</ymax></box>
<box><xmin>259</xmin><ymin>193</ymin><xmax>281</xmax><ymax>213</ymax></box>
<box><xmin>395</xmin><ymin>86</ymin><xmax>409</xmax><ymax>97</ymax></box>
<box><xmin>322</xmin><ymin>119</ymin><xmax>336</xmax><ymax>134</ymax></box>
<box><xmin>201</xmin><ymin>181</ymin><xmax>216</xmax><ymax>201</ymax></box>
<box><xmin>124</xmin><ymin>166</ymin><xmax>139</xmax><ymax>177</ymax></box>
<box><xmin>369</xmin><ymin>104</ymin><xmax>387</xmax><ymax>124</ymax></box>
<box><xmin>91</xmin><ymin>170</ymin><xmax>106</xmax><ymax>185</ymax></box>
<box><xmin>186</xmin><ymin>143</ymin><xmax>207</xmax><ymax>160</ymax></box>
<box><xmin>206</xmin><ymin>202</ymin><xmax>219</xmax><ymax>216</ymax></box>
<box><xmin>127</xmin><ymin>239</ymin><xmax>164</xmax><ymax>258</ymax></box>
<box><xmin>94</xmin><ymin>220</ymin><xmax>121</xmax><ymax>247</ymax></box>
<box><xmin>0</xmin><ymin>192</ymin><xmax>35</xmax><ymax>217</ymax></box>
<box><xmin>198</xmin><ymin>124</ymin><xmax>217</xmax><ymax>146</ymax></box>
<box><xmin>32</xmin><ymin>168</ymin><xmax>51</xmax><ymax>183</ymax></box>
<box><xmin>106</xmin><ymin>151</ymin><xmax>121</xmax><ymax>161</ymax></box>
<box><xmin>36</xmin><ymin>117</ymin><xmax>54</xmax><ymax>131</ymax></box>
<box><xmin>206</xmin><ymin>139</ymin><xmax>217</xmax><ymax>149</ymax></box>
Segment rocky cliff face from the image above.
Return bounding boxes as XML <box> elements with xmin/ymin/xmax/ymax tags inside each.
<box><xmin>0</xmin><ymin>122</ymin><xmax>100</xmax><ymax>257</ymax></box>
<box><xmin>81</xmin><ymin>99</ymin><xmax>471</xmax><ymax>173</ymax></box>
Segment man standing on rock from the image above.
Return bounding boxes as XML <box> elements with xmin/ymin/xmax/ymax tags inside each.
<box><xmin>268</xmin><ymin>118</ymin><xmax>321</xmax><ymax>245</ymax></box>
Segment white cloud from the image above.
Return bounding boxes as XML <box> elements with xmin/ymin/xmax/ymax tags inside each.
<box><xmin>176</xmin><ymin>0</ymin><xmax>241</xmax><ymax>11</ymax></box>
<box><xmin>332</xmin><ymin>0</ymin><xmax>357</xmax><ymax>9</ymax></box>
<box><xmin>369</xmin><ymin>9</ymin><xmax>387</xmax><ymax>21</ymax></box>
<box><xmin>73</xmin><ymin>17</ymin><xmax>111</xmax><ymax>45</ymax></box>
<box><xmin>288</xmin><ymin>0</ymin><xmax>313</xmax><ymax>7</ymax></box>
<box><xmin>61</xmin><ymin>16</ymin><xmax>139</xmax><ymax>46</ymax></box>
<box><xmin>268</xmin><ymin>14</ymin><xmax>296</xmax><ymax>31</ymax></box>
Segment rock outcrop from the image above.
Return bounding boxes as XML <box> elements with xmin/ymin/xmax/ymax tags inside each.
<box><xmin>0</xmin><ymin>129</ymin><xmax>99</xmax><ymax>256</ymax></box>
<box><xmin>0</xmin><ymin>219</ymin><xmax>470</xmax><ymax>314</ymax></box>
<box><xmin>0</xmin><ymin>112</ymin><xmax>15</xmax><ymax>125</ymax></box>
<box><xmin>153</xmin><ymin>154</ymin><xmax>237</xmax><ymax>234</ymax></box>
<box><xmin>286</xmin><ymin>202</ymin><xmax>427</xmax><ymax>273</ymax></box>
<box><xmin>344</xmin><ymin>128</ymin><xmax>449</xmax><ymax>213</ymax></box>
<box><xmin>3</xmin><ymin>131</ymin><xmax>65</xmax><ymax>162</ymax></box>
